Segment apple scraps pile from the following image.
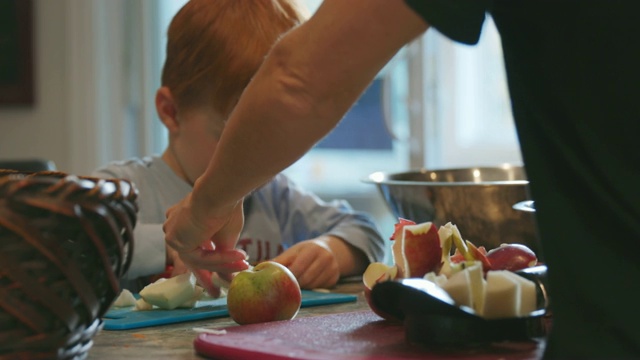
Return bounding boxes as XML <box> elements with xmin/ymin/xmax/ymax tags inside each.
<box><xmin>110</xmin><ymin>272</ymin><xmax>212</xmax><ymax>311</ymax></box>
<box><xmin>364</xmin><ymin>219</ymin><xmax>539</xmax><ymax>319</ymax></box>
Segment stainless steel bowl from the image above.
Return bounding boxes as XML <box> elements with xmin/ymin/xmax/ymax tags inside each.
<box><xmin>363</xmin><ymin>165</ymin><xmax>540</xmax><ymax>254</ymax></box>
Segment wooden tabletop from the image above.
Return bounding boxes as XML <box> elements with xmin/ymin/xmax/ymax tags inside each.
<box><xmin>88</xmin><ymin>281</ymin><xmax>367</xmax><ymax>360</ymax></box>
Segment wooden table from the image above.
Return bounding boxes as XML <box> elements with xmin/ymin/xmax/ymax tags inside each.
<box><xmin>88</xmin><ymin>282</ymin><xmax>367</xmax><ymax>360</ymax></box>
<box><xmin>89</xmin><ymin>280</ymin><xmax>547</xmax><ymax>360</ymax></box>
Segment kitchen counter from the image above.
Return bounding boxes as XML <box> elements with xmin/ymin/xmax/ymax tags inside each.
<box><xmin>88</xmin><ymin>282</ymin><xmax>366</xmax><ymax>360</ymax></box>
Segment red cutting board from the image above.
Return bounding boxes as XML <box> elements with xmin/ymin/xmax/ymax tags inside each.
<box><xmin>194</xmin><ymin>310</ymin><xmax>545</xmax><ymax>360</ymax></box>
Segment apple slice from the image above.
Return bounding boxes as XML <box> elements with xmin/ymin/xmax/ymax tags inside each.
<box><xmin>363</xmin><ymin>262</ymin><xmax>399</xmax><ymax>288</ymax></box>
<box><xmin>483</xmin><ymin>270</ymin><xmax>520</xmax><ymax>319</ymax></box>
<box><xmin>486</xmin><ymin>243</ymin><xmax>538</xmax><ymax>271</ymax></box>
<box><xmin>501</xmin><ymin>271</ymin><xmax>537</xmax><ymax>316</ymax></box>
<box><xmin>437</xmin><ymin>224</ymin><xmax>455</xmax><ymax>276</ymax></box>
<box><xmin>363</xmin><ymin>262</ymin><xmax>400</xmax><ymax>321</ymax></box>
<box><xmin>111</xmin><ymin>289</ymin><xmax>137</xmax><ymax>308</ymax></box>
<box><xmin>439</xmin><ymin>261</ymin><xmax>485</xmax><ymax>314</ymax></box>
<box><xmin>177</xmin><ymin>285</ymin><xmax>205</xmax><ymax>309</ymax></box>
<box><xmin>423</xmin><ymin>271</ymin><xmax>448</xmax><ymax>287</ymax></box>
<box><xmin>466</xmin><ymin>262</ymin><xmax>486</xmax><ymax>314</ymax></box>
<box><xmin>135</xmin><ymin>298</ymin><xmax>153</xmax><ymax>311</ymax></box>
<box><xmin>466</xmin><ymin>240</ymin><xmax>493</xmax><ymax>271</ymax></box>
<box><xmin>440</xmin><ymin>268</ymin><xmax>473</xmax><ymax>309</ymax></box>
<box><xmin>392</xmin><ymin>222</ymin><xmax>442</xmax><ymax>278</ymax></box>
<box><xmin>139</xmin><ymin>272</ymin><xmax>197</xmax><ymax>310</ymax></box>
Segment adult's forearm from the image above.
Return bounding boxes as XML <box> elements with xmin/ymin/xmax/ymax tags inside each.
<box><xmin>191</xmin><ymin>0</ymin><xmax>429</xmax><ymax>217</ymax></box>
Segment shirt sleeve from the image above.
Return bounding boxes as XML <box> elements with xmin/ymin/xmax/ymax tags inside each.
<box><xmin>404</xmin><ymin>0</ymin><xmax>489</xmax><ymax>45</ymax></box>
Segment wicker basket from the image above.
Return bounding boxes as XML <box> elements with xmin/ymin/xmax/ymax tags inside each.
<box><xmin>0</xmin><ymin>170</ymin><xmax>138</xmax><ymax>360</ymax></box>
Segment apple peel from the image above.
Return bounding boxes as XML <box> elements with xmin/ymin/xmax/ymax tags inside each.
<box><xmin>392</xmin><ymin>222</ymin><xmax>442</xmax><ymax>279</ymax></box>
<box><xmin>363</xmin><ymin>262</ymin><xmax>399</xmax><ymax>290</ymax></box>
<box><xmin>362</xmin><ymin>262</ymin><xmax>400</xmax><ymax>321</ymax></box>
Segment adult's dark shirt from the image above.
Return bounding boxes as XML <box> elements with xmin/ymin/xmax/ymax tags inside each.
<box><xmin>404</xmin><ymin>1</ymin><xmax>640</xmax><ymax>358</ymax></box>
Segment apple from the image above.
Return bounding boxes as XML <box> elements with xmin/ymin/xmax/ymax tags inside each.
<box><xmin>227</xmin><ymin>261</ymin><xmax>302</xmax><ymax>325</ymax></box>
<box><xmin>362</xmin><ymin>262</ymin><xmax>400</xmax><ymax>321</ymax></box>
<box><xmin>391</xmin><ymin>221</ymin><xmax>442</xmax><ymax>278</ymax></box>
<box><xmin>139</xmin><ymin>272</ymin><xmax>197</xmax><ymax>310</ymax></box>
<box><xmin>486</xmin><ymin>243</ymin><xmax>537</xmax><ymax>271</ymax></box>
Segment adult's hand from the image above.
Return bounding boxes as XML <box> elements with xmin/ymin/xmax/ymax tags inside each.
<box><xmin>163</xmin><ymin>192</ymin><xmax>249</xmax><ymax>296</ymax></box>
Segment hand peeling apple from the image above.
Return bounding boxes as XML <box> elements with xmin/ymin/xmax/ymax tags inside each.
<box><xmin>364</xmin><ymin>218</ymin><xmax>540</xmax><ymax>320</ymax></box>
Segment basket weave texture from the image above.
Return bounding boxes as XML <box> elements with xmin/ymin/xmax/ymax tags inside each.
<box><xmin>0</xmin><ymin>170</ymin><xmax>138</xmax><ymax>359</ymax></box>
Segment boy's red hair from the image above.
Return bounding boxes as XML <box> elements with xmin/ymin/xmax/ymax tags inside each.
<box><xmin>162</xmin><ymin>0</ymin><xmax>307</xmax><ymax>116</ymax></box>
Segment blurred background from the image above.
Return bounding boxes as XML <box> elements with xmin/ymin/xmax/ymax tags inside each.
<box><xmin>0</xmin><ymin>0</ymin><xmax>522</xmax><ymax>262</ymax></box>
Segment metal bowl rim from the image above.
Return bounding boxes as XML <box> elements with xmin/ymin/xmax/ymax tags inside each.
<box><xmin>362</xmin><ymin>167</ymin><xmax>529</xmax><ymax>186</ymax></box>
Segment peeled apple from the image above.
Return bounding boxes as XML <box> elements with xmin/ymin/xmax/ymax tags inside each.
<box><xmin>139</xmin><ymin>272</ymin><xmax>197</xmax><ymax>310</ymax></box>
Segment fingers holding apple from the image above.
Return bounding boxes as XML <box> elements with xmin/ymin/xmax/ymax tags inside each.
<box><xmin>227</xmin><ymin>261</ymin><xmax>302</xmax><ymax>325</ymax></box>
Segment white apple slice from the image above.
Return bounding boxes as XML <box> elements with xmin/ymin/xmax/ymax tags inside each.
<box><xmin>139</xmin><ymin>272</ymin><xmax>197</xmax><ymax>310</ymax></box>
<box><xmin>112</xmin><ymin>288</ymin><xmax>137</xmax><ymax>308</ymax></box>
<box><xmin>465</xmin><ymin>262</ymin><xmax>486</xmax><ymax>314</ymax></box>
<box><xmin>177</xmin><ymin>285</ymin><xmax>205</xmax><ymax>309</ymax></box>
<box><xmin>423</xmin><ymin>271</ymin><xmax>448</xmax><ymax>287</ymax></box>
<box><xmin>135</xmin><ymin>297</ymin><xmax>153</xmax><ymax>311</ymax></box>
<box><xmin>483</xmin><ymin>270</ymin><xmax>520</xmax><ymax>319</ymax></box>
<box><xmin>502</xmin><ymin>271</ymin><xmax>537</xmax><ymax>315</ymax></box>
<box><xmin>440</xmin><ymin>268</ymin><xmax>473</xmax><ymax>309</ymax></box>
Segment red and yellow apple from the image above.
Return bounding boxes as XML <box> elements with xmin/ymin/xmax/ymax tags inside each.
<box><xmin>226</xmin><ymin>261</ymin><xmax>302</xmax><ymax>325</ymax></box>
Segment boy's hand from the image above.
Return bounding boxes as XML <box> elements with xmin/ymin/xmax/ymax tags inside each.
<box><xmin>273</xmin><ymin>237</ymin><xmax>341</xmax><ymax>289</ymax></box>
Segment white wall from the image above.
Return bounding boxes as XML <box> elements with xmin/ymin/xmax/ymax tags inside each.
<box><xmin>0</xmin><ymin>1</ymin><xmax>72</xmax><ymax>171</ymax></box>
<box><xmin>0</xmin><ymin>0</ymin><xmax>164</xmax><ymax>175</ymax></box>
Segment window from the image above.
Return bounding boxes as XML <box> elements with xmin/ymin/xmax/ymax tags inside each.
<box><xmin>420</xmin><ymin>16</ymin><xmax>521</xmax><ymax>168</ymax></box>
<box><xmin>281</xmin><ymin>9</ymin><xmax>522</xmax><ymax>258</ymax></box>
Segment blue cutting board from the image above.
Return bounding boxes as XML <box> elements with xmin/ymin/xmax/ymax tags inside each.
<box><xmin>102</xmin><ymin>290</ymin><xmax>357</xmax><ymax>330</ymax></box>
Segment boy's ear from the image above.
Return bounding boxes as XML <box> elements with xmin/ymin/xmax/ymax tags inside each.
<box><xmin>155</xmin><ymin>87</ymin><xmax>179</xmax><ymax>132</ymax></box>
